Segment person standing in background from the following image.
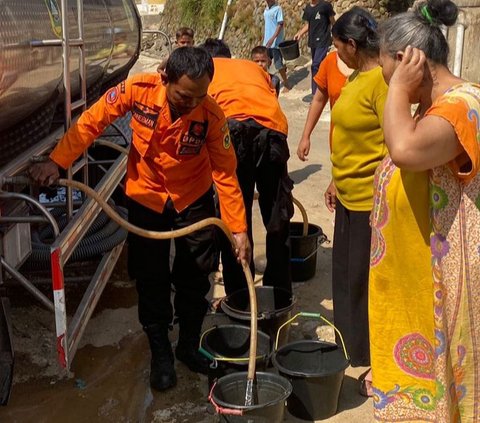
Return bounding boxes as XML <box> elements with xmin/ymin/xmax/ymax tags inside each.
<box><xmin>174</xmin><ymin>27</ymin><xmax>195</xmax><ymax>48</ymax></box>
<box><xmin>157</xmin><ymin>27</ymin><xmax>195</xmax><ymax>72</ymax></box>
<box><xmin>251</xmin><ymin>45</ymin><xmax>281</xmax><ymax>97</ymax></box>
<box><xmin>295</xmin><ymin>0</ymin><xmax>335</xmax><ymax>99</ymax></box>
<box><xmin>296</xmin><ymin>49</ymin><xmax>352</xmax><ymax>160</ymax></box>
<box><xmin>263</xmin><ymin>0</ymin><xmax>291</xmax><ymax>92</ymax></box>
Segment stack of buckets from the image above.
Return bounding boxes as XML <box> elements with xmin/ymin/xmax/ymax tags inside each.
<box><xmin>205</xmin><ymin>198</ymin><xmax>348</xmax><ymax>422</ymax></box>
<box><xmin>205</xmin><ymin>306</ymin><xmax>350</xmax><ymax>421</ymax></box>
<box><xmin>204</xmin><ymin>286</ymin><xmax>295</xmax><ymax>422</ymax></box>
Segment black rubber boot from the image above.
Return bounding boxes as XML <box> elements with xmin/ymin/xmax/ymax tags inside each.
<box><xmin>144</xmin><ymin>324</ymin><xmax>177</xmax><ymax>391</ymax></box>
<box><xmin>175</xmin><ymin>320</ymin><xmax>211</xmax><ymax>375</ymax></box>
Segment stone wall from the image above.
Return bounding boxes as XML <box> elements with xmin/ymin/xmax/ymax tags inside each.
<box><xmin>152</xmin><ymin>0</ymin><xmax>391</xmax><ymax>58</ymax></box>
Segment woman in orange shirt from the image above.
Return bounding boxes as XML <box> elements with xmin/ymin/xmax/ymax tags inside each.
<box><xmin>297</xmin><ymin>50</ymin><xmax>352</xmax><ymax>209</ymax></box>
<box><xmin>297</xmin><ymin>50</ymin><xmax>352</xmax><ymax>156</ymax></box>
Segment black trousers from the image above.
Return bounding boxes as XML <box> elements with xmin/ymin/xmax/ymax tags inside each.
<box><xmin>332</xmin><ymin>200</ymin><xmax>371</xmax><ymax>367</ymax></box>
<box><xmin>127</xmin><ymin>188</ymin><xmax>217</xmax><ymax>328</ymax></box>
<box><xmin>221</xmin><ymin>119</ymin><xmax>293</xmax><ymax>296</ymax></box>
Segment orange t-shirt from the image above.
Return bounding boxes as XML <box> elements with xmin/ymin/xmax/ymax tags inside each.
<box><xmin>208</xmin><ymin>58</ymin><xmax>288</xmax><ymax>136</ymax></box>
<box><xmin>313</xmin><ymin>51</ymin><xmax>348</xmax><ymax>149</ymax></box>
<box><xmin>50</xmin><ymin>73</ymin><xmax>247</xmax><ymax>233</ymax></box>
<box><xmin>427</xmin><ymin>83</ymin><xmax>480</xmax><ymax>182</ymax></box>
<box><xmin>313</xmin><ymin>51</ymin><xmax>348</xmax><ymax>107</ymax></box>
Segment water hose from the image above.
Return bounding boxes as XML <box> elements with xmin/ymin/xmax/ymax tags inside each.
<box><xmin>292</xmin><ymin>197</ymin><xmax>308</xmax><ymax>237</ymax></box>
<box><xmin>55</xmin><ymin>178</ymin><xmax>259</xmax><ymax>401</ymax></box>
<box><xmin>27</xmin><ymin>205</ymin><xmax>127</xmax><ymax>268</ymax></box>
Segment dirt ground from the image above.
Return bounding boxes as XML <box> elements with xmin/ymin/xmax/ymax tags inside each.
<box><xmin>0</xmin><ymin>54</ymin><xmax>373</xmax><ymax>422</ymax></box>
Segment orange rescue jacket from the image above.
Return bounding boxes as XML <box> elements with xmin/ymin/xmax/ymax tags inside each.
<box><xmin>50</xmin><ymin>73</ymin><xmax>247</xmax><ymax>233</ymax></box>
<box><xmin>208</xmin><ymin>58</ymin><xmax>288</xmax><ymax>136</ymax></box>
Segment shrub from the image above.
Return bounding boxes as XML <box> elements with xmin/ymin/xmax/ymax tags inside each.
<box><xmin>178</xmin><ymin>0</ymin><xmax>226</xmax><ymax>27</ymax></box>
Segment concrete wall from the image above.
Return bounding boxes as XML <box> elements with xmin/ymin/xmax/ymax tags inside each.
<box><xmin>446</xmin><ymin>0</ymin><xmax>480</xmax><ymax>82</ymax></box>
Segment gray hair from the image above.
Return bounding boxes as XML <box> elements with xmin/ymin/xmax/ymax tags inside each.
<box><xmin>379</xmin><ymin>0</ymin><xmax>458</xmax><ymax>65</ymax></box>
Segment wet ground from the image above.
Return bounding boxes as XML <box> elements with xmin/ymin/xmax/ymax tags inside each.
<box><xmin>0</xmin><ymin>54</ymin><xmax>373</xmax><ymax>422</ymax></box>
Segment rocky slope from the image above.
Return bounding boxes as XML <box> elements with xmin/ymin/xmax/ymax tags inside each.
<box><xmin>152</xmin><ymin>0</ymin><xmax>395</xmax><ymax>58</ymax></box>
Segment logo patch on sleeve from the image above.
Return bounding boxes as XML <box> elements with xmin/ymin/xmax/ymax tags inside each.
<box><xmin>106</xmin><ymin>87</ymin><xmax>119</xmax><ymax>104</ymax></box>
<box><xmin>223</xmin><ymin>132</ymin><xmax>231</xmax><ymax>150</ymax></box>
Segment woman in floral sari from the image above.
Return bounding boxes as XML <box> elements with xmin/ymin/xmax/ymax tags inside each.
<box><xmin>369</xmin><ymin>0</ymin><xmax>480</xmax><ymax>420</ymax></box>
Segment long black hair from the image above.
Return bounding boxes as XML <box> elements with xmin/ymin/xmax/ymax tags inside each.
<box><xmin>332</xmin><ymin>7</ymin><xmax>379</xmax><ymax>56</ymax></box>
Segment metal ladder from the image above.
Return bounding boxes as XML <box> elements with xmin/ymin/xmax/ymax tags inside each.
<box><xmin>23</xmin><ymin>0</ymin><xmax>127</xmax><ymax>370</ymax></box>
<box><xmin>31</xmin><ymin>0</ymin><xmax>88</xmax><ymax>219</ymax></box>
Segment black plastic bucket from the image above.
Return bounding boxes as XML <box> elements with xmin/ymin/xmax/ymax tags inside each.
<box><xmin>278</xmin><ymin>40</ymin><xmax>300</xmax><ymax>61</ymax></box>
<box><xmin>272</xmin><ymin>340</ymin><xmax>350</xmax><ymax>420</ymax></box>
<box><xmin>289</xmin><ymin>222</ymin><xmax>327</xmax><ymax>282</ymax></box>
<box><xmin>221</xmin><ymin>287</ymin><xmax>296</xmax><ymax>347</ymax></box>
<box><xmin>210</xmin><ymin>371</ymin><xmax>292</xmax><ymax>423</ymax></box>
<box><xmin>200</xmin><ymin>325</ymin><xmax>271</xmax><ymax>389</ymax></box>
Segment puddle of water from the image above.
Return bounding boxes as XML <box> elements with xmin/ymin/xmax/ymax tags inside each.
<box><xmin>0</xmin><ymin>332</ymin><xmax>212</xmax><ymax>422</ymax></box>
<box><xmin>0</xmin><ymin>276</ymin><xmax>214</xmax><ymax>423</ymax></box>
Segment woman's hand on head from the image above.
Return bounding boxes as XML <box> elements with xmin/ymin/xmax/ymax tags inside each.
<box><xmin>389</xmin><ymin>46</ymin><xmax>427</xmax><ymax>101</ymax></box>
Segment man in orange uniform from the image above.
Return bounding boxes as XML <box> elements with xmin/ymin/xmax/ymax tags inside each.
<box><xmin>29</xmin><ymin>47</ymin><xmax>249</xmax><ymax>392</ymax></box>
<box><xmin>200</xmin><ymin>39</ymin><xmax>293</xmax><ymax>295</ymax></box>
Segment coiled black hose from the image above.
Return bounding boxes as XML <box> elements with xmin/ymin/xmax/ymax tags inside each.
<box><xmin>24</xmin><ymin>206</ymin><xmax>128</xmax><ymax>270</ymax></box>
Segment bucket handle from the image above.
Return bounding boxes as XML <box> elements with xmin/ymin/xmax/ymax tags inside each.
<box><xmin>274</xmin><ymin>312</ymin><xmax>349</xmax><ymax>361</ymax></box>
<box><xmin>290</xmin><ymin>233</ymin><xmax>330</xmax><ymax>263</ymax></box>
<box><xmin>199</xmin><ymin>326</ymin><xmax>268</xmax><ymax>363</ymax></box>
<box><xmin>208</xmin><ymin>381</ymin><xmax>244</xmax><ymax>416</ymax></box>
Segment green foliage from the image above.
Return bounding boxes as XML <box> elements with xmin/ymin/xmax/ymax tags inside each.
<box><xmin>205</xmin><ymin>0</ymin><xmax>226</xmax><ymax>24</ymax></box>
<box><xmin>178</xmin><ymin>0</ymin><xmax>202</xmax><ymax>23</ymax></box>
<box><xmin>229</xmin><ymin>2</ymin><xmax>254</xmax><ymax>29</ymax></box>
<box><xmin>178</xmin><ymin>0</ymin><xmax>226</xmax><ymax>27</ymax></box>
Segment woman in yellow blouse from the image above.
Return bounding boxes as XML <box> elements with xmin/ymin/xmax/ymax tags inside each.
<box><xmin>328</xmin><ymin>7</ymin><xmax>388</xmax><ymax>396</ymax></box>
